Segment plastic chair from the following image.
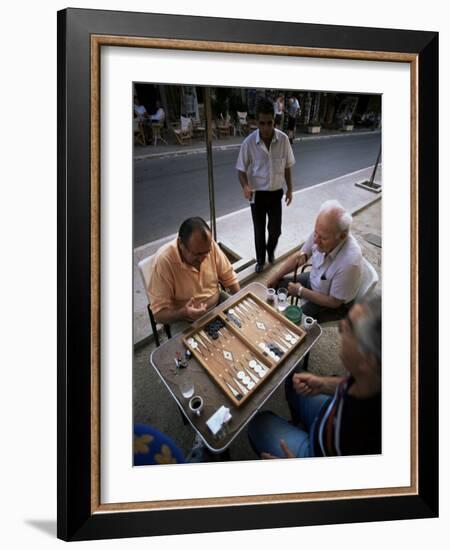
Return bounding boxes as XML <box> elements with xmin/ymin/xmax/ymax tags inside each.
<box><xmin>137</xmin><ymin>255</ymin><xmax>172</xmax><ymax>347</ymax></box>
<box><xmin>354</xmin><ymin>257</ymin><xmax>379</xmax><ymax>301</ymax></box>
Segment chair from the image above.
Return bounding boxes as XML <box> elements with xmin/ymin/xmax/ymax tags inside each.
<box><xmin>137</xmin><ymin>255</ymin><xmax>172</xmax><ymax>347</ymax></box>
<box><xmin>133</xmin><ymin>117</ymin><xmax>146</xmax><ymax>146</ymax></box>
<box><xmin>354</xmin><ymin>257</ymin><xmax>379</xmax><ymax>302</ymax></box>
<box><xmin>217</xmin><ymin>112</ymin><xmax>233</xmax><ymax>138</ymax></box>
<box><xmin>172</xmin><ymin>116</ymin><xmax>193</xmax><ymax>145</ymax></box>
<box><xmin>151</xmin><ymin>120</ymin><xmax>168</xmax><ymax>147</ymax></box>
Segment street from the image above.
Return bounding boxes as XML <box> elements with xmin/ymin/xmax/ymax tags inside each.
<box><xmin>133</xmin><ymin>132</ymin><xmax>381</xmax><ymax>247</ymax></box>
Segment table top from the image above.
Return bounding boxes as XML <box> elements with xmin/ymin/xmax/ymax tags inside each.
<box><xmin>150</xmin><ymin>282</ymin><xmax>322</xmax><ymax>453</ymax></box>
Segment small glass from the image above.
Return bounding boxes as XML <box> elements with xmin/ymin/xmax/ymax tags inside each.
<box><xmin>266</xmin><ymin>287</ymin><xmax>276</xmax><ymax>304</ymax></box>
<box><xmin>276</xmin><ymin>287</ymin><xmax>288</xmax><ymax>312</ymax></box>
<box><xmin>179</xmin><ymin>376</ymin><xmax>195</xmax><ymax>399</ymax></box>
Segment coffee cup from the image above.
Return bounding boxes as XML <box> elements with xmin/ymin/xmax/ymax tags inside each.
<box><xmin>189</xmin><ymin>395</ymin><xmax>204</xmax><ymax>416</ymax></box>
<box><xmin>302</xmin><ymin>316</ymin><xmax>317</xmax><ymax>331</ymax></box>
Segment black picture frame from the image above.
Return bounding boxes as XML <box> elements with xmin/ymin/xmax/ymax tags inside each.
<box><xmin>57</xmin><ymin>8</ymin><xmax>438</xmax><ymax>541</ymax></box>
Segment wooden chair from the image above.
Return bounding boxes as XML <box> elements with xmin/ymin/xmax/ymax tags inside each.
<box><xmin>133</xmin><ymin>117</ymin><xmax>146</xmax><ymax>146</ymax></box>
<box><xmin>217</xmin><ymin>112</ymin><xmax>233</xmax><ymax>138</ymax></box>
<box><xmin>137</xmin><ymin>255</ymin><xmax>172</xmax><ymax>347</ymax></box>
<box><xmin>151</xmin><ymin>122</ymin><xmax>168</xmax><ymax>147</ymax></box>
<box><xmin>150</xmin><ymin>112</ymin><xmax>168</xmax><ymax>146</ymax></box>
<box><xmin>172</xmin><ymin>116</ymin><xmax>193</xmax><ymax>145</ymax></box>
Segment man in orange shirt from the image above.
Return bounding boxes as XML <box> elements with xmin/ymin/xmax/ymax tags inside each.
<box><xmin>148</xmin><ymin>217</ymin><xmax>240</xmax><ymax>324</ymax></box>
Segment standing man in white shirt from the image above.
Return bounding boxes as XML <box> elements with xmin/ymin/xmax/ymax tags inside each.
<box><xmin>236</xmin><ymin>97</ymin><xmax>295</xmax><ymax>273</ymax></box>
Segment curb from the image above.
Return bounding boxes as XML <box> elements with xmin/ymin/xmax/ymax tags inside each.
<box><xmin>134</xmin><ymin>129</ymin><xmax>381</xmax><ymax>162</ymax></box>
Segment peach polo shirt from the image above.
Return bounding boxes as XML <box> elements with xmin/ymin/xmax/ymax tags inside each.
<box><xmin>148</xmin><ymin>238</ymin><xmax>238</xmax><ymax>315</ymax></box>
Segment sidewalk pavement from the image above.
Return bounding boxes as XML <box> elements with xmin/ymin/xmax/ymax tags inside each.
<box><xmin>134</xmin><ymin>127</ymin><xmax>381</xmax><ymax>161</ymax></box>
<box><xmin>133</xmin><ymin>141</ymin><xmax>382</xmax><ymax>344</ymax></box>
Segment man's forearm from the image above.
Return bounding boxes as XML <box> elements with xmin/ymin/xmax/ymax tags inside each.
<box><xmin>320</xmin><ymin>376</ymin><xmax>346</xmax><ymax>395</ymax></box>
<box><xmin>238</xmin><ymin>170</ymin><xmax>249</xmax><ymax>189</ymax></box>
<box><xmin>284</xmin><ymin>168</ymin><xmax>293</xmax><ymax>192</ymax></box>
<box><xmin>154</xmin><ymin>306</ymin><xmax>187</xmax><ymax>325</ymax></box>
<box><xmin>301</xmin><ymin>287</ymin><xmax>344</xmax><ymax>309</ymax></box>
<box><xmin>271</xmin><ymin>251</ymin><xmax>307</xmax><ymax>283</ymax></box>
<box><xmin>227</xmin><ymin>282</ymin><xmax>240</xmax><ymax>295</ymax></box>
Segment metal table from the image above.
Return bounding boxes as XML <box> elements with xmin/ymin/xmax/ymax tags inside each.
<box><xmin>150</xmin><ymin>282</ymin><xmax>322</xmax><ymax>453</ymax></box>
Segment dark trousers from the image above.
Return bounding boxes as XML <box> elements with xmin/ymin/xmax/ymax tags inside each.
<box><xmin>278</xmin><ymin>272</ymin><xmax>351</xmax><ymax>323</ymax></box>
<box><xmin>250</xmin><ymin>189</ymin><xmax>283</xmax><ymax>265</ymax></box>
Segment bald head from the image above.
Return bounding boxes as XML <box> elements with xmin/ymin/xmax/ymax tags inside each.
<box><xmin>313</xmin><ymin>200</ymin><xmax>352</xmax><ymax>254</ymax></box>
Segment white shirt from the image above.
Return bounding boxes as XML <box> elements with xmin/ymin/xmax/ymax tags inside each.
<box><xmin>151</xmin><ymin>108</ymin><xmax>165</xmax><ymax>122</ymax></box>
<box><xmin>134</xmin><ymin>104</ymin><xmax>148</xmax><ymax>121</ymax></box>
<box><xmin>235</xmin><ymin>128</ymin><xmax>295</xmax><ymax>191</ymax></box>
<box><xmin>274</xmin><ymin>98</ymin><xmax>284</xmax><ymax>115</ymax></box>
<box><xmin>301</xmin><ymin>232</ymin><xmax>362</xmax><ymax>303</ymax></box>
<box><xmin>288</xmin><ymin>97</ymin><xmax>300</xmax><ymax>117</ymax></box>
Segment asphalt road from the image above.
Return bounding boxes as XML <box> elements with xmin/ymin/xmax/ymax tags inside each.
<box><xmin>133</xmin><ymin>132</ymin><xmax>381</xmax><ymax>247</ymax></box>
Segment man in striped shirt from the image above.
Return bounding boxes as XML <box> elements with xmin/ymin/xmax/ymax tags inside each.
<box><xmin>247</xmin><ymin>295</ymin><xmax>381</xmax><ymax>458</ymax></box>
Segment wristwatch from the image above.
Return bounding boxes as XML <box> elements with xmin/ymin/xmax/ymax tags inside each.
<box><xmin>297</xmin><ymin>285</ymin><xmax>303</xmax><ymax>298</ymax></box>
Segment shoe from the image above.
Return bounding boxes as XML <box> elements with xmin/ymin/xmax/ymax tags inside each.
<box><xmin>255</xmin><ymin>263</ymin><xmax>265</xmax><ymax>273</ymax></box>
<box><xmin>268</xmin><ymin>253</ymin><xmax>275</xmax><ymax>264</ymax></box>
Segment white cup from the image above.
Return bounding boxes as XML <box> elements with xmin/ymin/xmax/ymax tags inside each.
<box><xmin>302</xmin><ymin>316</ymin><xmax>317</xmax><ymax>331</ymax></box>
<box><xmin>189</xmin><ymin>395</ymin><xmax>204</xmax><ymax>416</ymax></box>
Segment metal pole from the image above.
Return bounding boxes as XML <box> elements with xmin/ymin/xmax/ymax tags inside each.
<box><xmin>369</xmin><ymin>146</ymin><xmax>382</xmax><ymax>184</ymax></box>
<box><xmin>204</xmin><ymin>87</ymin><xmax>217</xmax><ymax>241</ymax></box>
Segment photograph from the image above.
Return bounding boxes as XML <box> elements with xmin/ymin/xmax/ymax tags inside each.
<box><xmin>2</xmin><ymin>0</ymin><xmax>447</xmax><ymax>548</ymax></box>
<box><xmin>132</xmin><ymin>83</ymin><xmax>383</xmax><ymax>466</ymax></box>
<box><xmin>54</xmin><ymin>6</ymin><xmax>439</xmax><ymax>542</ymax></box>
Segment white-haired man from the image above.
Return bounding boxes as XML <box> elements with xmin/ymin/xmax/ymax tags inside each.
<box><xmin>248</xmin><ymin>294</ymin><xmax>382</xmax><ymax>459</ymax></box>
<box><xmin>266</xmin><ymin>200</ymin><xmax>362</xmax><ymax>322</ymax></box>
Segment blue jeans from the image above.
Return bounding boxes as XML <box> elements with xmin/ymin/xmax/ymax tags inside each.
<box><xmin>248</xmin><ymin>377</ymin><xmax>330</xmax><ymax>458</ymax></box>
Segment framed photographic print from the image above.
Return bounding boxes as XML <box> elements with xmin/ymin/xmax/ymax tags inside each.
<box><xmin>57</xmin><ymin>8</ymin><xmax>438</xmax><ymax>541</ymax></box>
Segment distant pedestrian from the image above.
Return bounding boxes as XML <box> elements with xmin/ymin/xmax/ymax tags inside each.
<box><xmin>287</xmin><ymin>95</ymin><xmax>300</xmax><ymax>144</ymax></box>
<box><xmin>236</xmin><ymin>97</ymin><xmax>295</xmax><ymax>273</ymax></box>
<box><xmin>274</xmin><ymin>94</ymin><xmax>285</xmax><ymax>129</ymax></box>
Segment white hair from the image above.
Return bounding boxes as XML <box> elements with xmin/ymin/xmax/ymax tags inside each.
<box><xmin>319</xmin><ymin>199</ymin><xmax>352</xmax><ymax>233</ymax></box>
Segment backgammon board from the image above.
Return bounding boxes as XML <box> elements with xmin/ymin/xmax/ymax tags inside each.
<box><xmin>182</xmin><ymin>291</ymin><xmax>307</xmax><ymax>406</ymax></box>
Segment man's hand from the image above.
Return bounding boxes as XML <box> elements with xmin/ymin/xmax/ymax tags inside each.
<box><xmin>292</xmin><ymin>372</ymin><xmax>324</xmax><ymax>396</ymax></box>
<box><xmin>287</xmin><ymin>282</ymin><xmax>301</xmax><ymax>296</ymax></box>
<box><xmin>285</xmin><ymin>189</ymin><xmax>293</xmax><ymax>206</ymax></box>
<box><xmin>243</xmin><ymin>184</ymin><xmax>253</xmax><ymax>200</ymax></box>
<box><xmin>183</xmin><ymin>297</ymin><xmax>207</xmax><ymax>321</ymax></box>
<box><xmin>261</xmin><ymin>439</ymin><xmax>296</xmax><ymax>459</ymax></box>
